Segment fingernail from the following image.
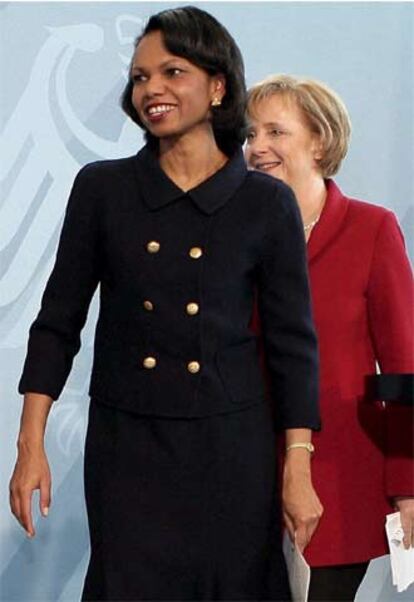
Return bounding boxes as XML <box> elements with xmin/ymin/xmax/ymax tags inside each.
<box><xmin>26</xmin><ymin>531</ymin><xmax>33</xmax><ymax>538</ymax></box>
<box><xmin>42</xmin><ymin>507</ymin><xmax>49</xmax><ymax>517</ymax></box>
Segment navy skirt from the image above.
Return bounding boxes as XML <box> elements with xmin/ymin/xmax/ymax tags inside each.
<box><xmin>81</xmin><ymin>399</ymin><xmax>290</xmax><ymax>601</ymax></box>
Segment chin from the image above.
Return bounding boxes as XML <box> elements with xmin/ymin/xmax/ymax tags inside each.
<box><xmin>147</xmin><ymin>130</ymin><xmax>179</xmax><ymax>144</ymax></box>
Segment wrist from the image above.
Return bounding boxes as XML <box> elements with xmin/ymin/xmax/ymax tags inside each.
<box><xmin>284</xmin><ymin>453</ymin><xmax>312</xmax><ymax>477</ymax></box>
<box><xmin>286</xmin><ymin>442</ymin><xmax>314</xmax><ymax>454</ymax></box>
<box><xmin>17</xmin><ymin>433</ymin><xmax>45</xmax><ymax>452</ymax></box>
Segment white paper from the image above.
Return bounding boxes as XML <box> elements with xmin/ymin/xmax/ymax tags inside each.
<box><xmin>283</xmin><ymin>531</ymin><xmax>311</xmax><ymax>602</ymax></box>
<box><xmin>355</xmin><ymin>555</ymin><xmax>414</xmax><ymax>602</ymax></box>
<box><xmin>385</xmin><ymin>512</ymin><xmax>414</xmax><ymax>592</ymax></box>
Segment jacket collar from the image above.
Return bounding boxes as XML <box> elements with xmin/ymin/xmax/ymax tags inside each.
<box><xmin>135</xmin><ymin>144</ymin><xmax>247</xmax><ymax>215</ymax></box>
<box><xmin>307</xmin><ymin>179</ymin><xmax>350</xmax><ymax>262</ymax></box>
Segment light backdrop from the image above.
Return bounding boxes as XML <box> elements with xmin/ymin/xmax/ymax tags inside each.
<box><xmin>0</xmin><ymin>2</ymin><xmax>413</xmax><ymax>600</ymax></box>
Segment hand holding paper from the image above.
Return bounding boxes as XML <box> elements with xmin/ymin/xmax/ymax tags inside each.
<box><xmin>386</xmin><ymin>512</ymin><xmax>414</xmax><ymax>592</ymax></box>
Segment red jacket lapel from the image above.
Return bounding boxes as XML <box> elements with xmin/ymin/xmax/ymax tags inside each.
<box><xmin>307</xmin><ymin>180</ymin><xmax>350</xmax><ymax>262</ymax></box>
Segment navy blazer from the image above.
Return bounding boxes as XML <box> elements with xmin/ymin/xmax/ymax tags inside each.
<box><xmin>19</xmin><ymin>145</ymin><xmax>319</xmax><ymax>427</ymax></box>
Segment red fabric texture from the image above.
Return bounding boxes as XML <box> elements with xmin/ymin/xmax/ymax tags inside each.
<box><xmin>252</xmin><ymin>180</ymin><xmax>414</xmax><ymax>565</ymax></box>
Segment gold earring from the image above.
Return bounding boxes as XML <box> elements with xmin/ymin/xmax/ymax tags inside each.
<box><xmin>211</xmin><ymin>97</ymin><xmax>222</xmax><ymax>107</ymax></box>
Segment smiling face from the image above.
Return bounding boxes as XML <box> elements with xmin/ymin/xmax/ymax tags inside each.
<box><xmin>131</xmin><ymin>30</ymin><xmax>223</xmax><ymax>142</ymax></box>
<box><xmin>245</xmin><ymin>94</ymin><xmax>323</xmax><ymax>191</ymax></box>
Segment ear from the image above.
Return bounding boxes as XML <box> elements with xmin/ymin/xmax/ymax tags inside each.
<box><xmin>212</xmin><ymin>74</ymin><xmax>226</xmax><ymax>102</ymax></box>
<box><xmin>312</xmin><ymin>135</ymin><xmax>324</xmax><ymax>161</ymax></box>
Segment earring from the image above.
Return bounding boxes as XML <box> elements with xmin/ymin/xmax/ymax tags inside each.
<box><xmin>211</xmin><ymin>97</ymin><xmax>222</xmax><ymax>107</ymax></box>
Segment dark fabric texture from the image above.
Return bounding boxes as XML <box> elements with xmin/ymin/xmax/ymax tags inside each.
<box><xmin>81</xmin><ymin>399</ymin><xmax>291</xmax><ymax>601</ymax></box>
<box><xmin>18</xmin><ymin>145</ymin><xmax>318</xmax><ymax>600</ymax></box>
<box><xmin>19</xmin><ymin>145</ymin><xmax>319</xmax><ymax>428</ymax></box>
<box><xmin>308</xmin><ymin>562</ymin><xmax>368</xmax><ymax>601</ymax></box>
<box><xmin>366</xmin><ymin>374</ymin><xmax>414</xmax><ymax>405</ymax></box>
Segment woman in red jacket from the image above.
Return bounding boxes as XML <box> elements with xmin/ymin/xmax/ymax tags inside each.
<box><xmin>245</xmin><ymin>74</ymin><xmax>414</xmax><ymax>601</ymax></box>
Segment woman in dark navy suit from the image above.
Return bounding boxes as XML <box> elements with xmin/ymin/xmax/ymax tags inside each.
<box><xmin>10</xmin><ymin>8</ymin><xmax>322</xmax><ymax>600</ymax></box>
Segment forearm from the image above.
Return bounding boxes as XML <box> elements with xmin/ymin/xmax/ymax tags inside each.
<box><xmin>285</xmin><ymin>428</ymin><xmax>312</xmax><ymax>446</ymax></box>
<box><xmin>10</xmin><ymin>393</ymin><xmax>53</xmax><ymax>537</ymax></box>
<box><xmin>17</xmin><ymin>393</ymin><xmax>53</xmax><ymax>450</ymax></box>
<box><xmin>284</xmin><ymin>428</ymin><xmax>313</xmax><ymax>476</ymax></box>
<box><xmin>282</xmin><ymin>428</ymin><xmax>322</xmax><ymax>550</ymax></box>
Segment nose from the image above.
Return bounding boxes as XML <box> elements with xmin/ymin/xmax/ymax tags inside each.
<box><xmin>245</xmin><ymin>133</ymin><xmax>268</xmax><ymax>165</ymax></box>
<box><xmin>249</xmin><ymin>131</ymin><xmax>269</xmax><ymax>153</ymax></box>
<box><xmin>143</xmin><ymin>74</ymin><xmax>166</xmax><ymax>98</ymax></box>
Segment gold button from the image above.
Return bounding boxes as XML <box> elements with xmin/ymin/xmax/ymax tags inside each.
<box><xmin>147</xmin><ymin>241</ymin><xmax>160</xmax><ymax>254</ymax></box>
<box><xmin>143</xmin><ymin>300</ymin><xmax>154</xmax><ymax>311</ymax></box>
<box><xmin>143</xmin><ymin>356</ymin><xmax>157</xmax><ymax>369</ymax></box>
<box><xmin>186</xmin><ymin>302</ymin><xmax>199</xmax><ymax>316</ymax></box>
<box><xmin>187</xmin><ymin>361</ymin><xmax>200</xmax><ymax>374</ymax></box>
<box><xmin>189</xmin><ymin>246</ymin><xmax>203</xmax><ymax>259</ymax></box>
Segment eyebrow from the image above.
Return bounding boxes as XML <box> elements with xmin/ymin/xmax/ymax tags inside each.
<box><xmin>246</xmin><ymin>121</ymin><xmax>285</xmax><ymax>129</ymax></box>
<box><xmin>131</xmin><ymin>58</ymin><xmax>185</xmax><ymax>73</ymax></box>
<box><xmin>262</xmin><ymin>122</ymin><xmax>285</xmax><ymax>128</ymax></box>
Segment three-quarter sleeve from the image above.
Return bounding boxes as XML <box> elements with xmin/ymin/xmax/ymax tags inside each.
<box><xmin>366</xmin><ymin>210</ymin><xmax>414</xmax><ymax>496</ymax></box>
<box><xmin>257</xmin><ymin>184</ymin><xmax>320</xmax><ymax>430</ymax></box>
<box><xmin>18</xmin><ymin>165</ymin><xmax>101</xmax><ymax>400</ymax></box>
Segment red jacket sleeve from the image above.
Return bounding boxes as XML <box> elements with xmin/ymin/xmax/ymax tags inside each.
<box><xmin>366</xmin><ymin>211</ymin><xmax>414</xmax><ymax>497</ymax></box>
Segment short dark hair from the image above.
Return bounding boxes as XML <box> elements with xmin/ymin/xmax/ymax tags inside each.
<box><xmin>121</xmin><ymin>5</ymin><xmax>246</xmax><ymax>155</ymax></box>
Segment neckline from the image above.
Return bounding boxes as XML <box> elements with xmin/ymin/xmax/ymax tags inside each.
<box><xmin>306</xmin><ymin>180</ymin><xmax>350</xmax><ymax>261</ymax></box>
<box><xmin>134</xmin><ymin>144</ymin><xmax>248</xmax><ymax>215</ymax></box>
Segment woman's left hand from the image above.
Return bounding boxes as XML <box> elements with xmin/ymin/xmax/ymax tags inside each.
<box><xmin>282</xmin><ymin>458</ymin><xmax>323</xmax><ymax>553</ymax></box>
<box><xmin>394</xmin><ymin>497</ymin><xmax>414</xmax><ymax>549</ymax></box>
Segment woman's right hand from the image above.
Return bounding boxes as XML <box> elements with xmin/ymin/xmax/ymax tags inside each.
<box><xmin>9</xmin><ymin>441</ymin><xmax>51</xmax><ymax>538</ymax></box>
<box><xmin>9</xmin><ymin>392</ymin><xmax>54</xmax><ymax>537</ymax></box>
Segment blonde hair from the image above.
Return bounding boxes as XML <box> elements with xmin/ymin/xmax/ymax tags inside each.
<box><xmin>247</xmin><ymin>74</ymin><xmax>351</xmax><ymax>177</ymax></box>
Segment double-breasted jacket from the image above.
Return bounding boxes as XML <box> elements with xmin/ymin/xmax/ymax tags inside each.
<box><xmin>19</xmin><ymin>146</ymin><xmax>319</xmax><ymax>430</ymax></box>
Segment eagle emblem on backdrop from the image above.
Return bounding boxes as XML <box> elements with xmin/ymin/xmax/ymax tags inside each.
<box><xmin>0</xmin><ymin>15</ymin><xmax>145</xmax><ymax>454</ymax></box>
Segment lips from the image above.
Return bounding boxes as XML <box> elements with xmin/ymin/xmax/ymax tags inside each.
<box><xmin>144</xmin><ymin>103</ymin><xmax>177</xmax><ymax>122</ymax></box>
<box><xmin>255</xmin><ymin>161</ymin><xmax>282</xmax><ymax>172</ymax></box>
